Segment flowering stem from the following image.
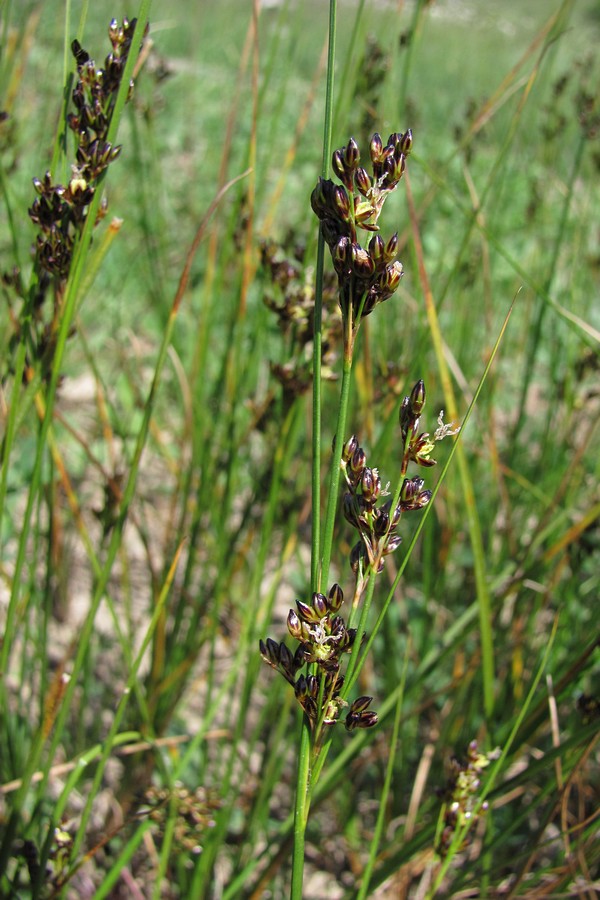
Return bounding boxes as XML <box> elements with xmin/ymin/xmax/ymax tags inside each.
<box><xmin>290</xmin><ymin>716</ymin><xmax>312</xmax><ymax>899</ymax></box>
<box><xmin>292</xmin><ymin>1</ymin><xmax>337</xmax><ymax>896</ymax></box>
<box><xmin>319</xmin><ymin>333</ymin><xmax>354</xmax><ymax>591</ymax></box>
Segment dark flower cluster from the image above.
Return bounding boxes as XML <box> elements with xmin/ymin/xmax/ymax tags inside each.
<box><xmin>310</xmin><ymin>132</ymin><xmax>411</xmax><ymax>329</ymax></box>
<box><xmin>260</xmin><ymin>238</ymin><xmax>341</xmax><ymax>399</ymax></box>
<box><xmin>259</xmin><ymin>583</ymin><xmax>378</xmax><ymax>732</ymax></box>
<box><xmin>342</xmin><ymin>379</ymin><xmax>438</xmax><ymax>577</ymax></box>
<box><xmin>28</xmin><ymin>18</ymin><xmax>142</xmax><ymax>280</ymax></box>
<box><xmin>437</xmin><ymin>740</ymin><xmax>500</xmax><ymax>857</ymax></box>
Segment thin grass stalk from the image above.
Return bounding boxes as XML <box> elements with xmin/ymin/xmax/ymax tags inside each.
<box><xmin>356</xmin><ymin>639</ymin><xmax>410</xmax><ymax>900</ymax></box>
<box><xmin>51</xmin><ymin>0</ymin><xmax>75</xmax><ymax>179</ymax></box>
<box><xmin>289</xmin><ymin>0</ymin><xmax>338</xmax><ymax>893</ymax></box>
<box><xmin>405</xmin><ymin>171</ymin><xmax>496</xmax><ymax>721</ymax></box>
<box><xmin>237</xmin><ymin>0</ymin><xmax>259</xmax><ymax>321</ymax></box>
<box><xmin>92</xmin><ymin>821</ymin><xmax>153</xmax><ymax>900</ymax></box>
<box><xmin>331</xmin><ymin>0</ymin><xmax>366</xmax><ymax>135</ymax></box>
<box><xmin>260</xmin><ymin>34</ymin><xmax>328</xmax><ymax>240</ymax></box>
<box><xmin>310</xmin><ymin>0</ymin><xmax>338</xmax><ymax>590</ymax></box>
<box><xmin>318</xmin><ymin>345</ymin><xmax>353</xmax><ymax>589</ymax></box>
<box><xmin>511</xmin><ymin>126</ymin><xmax>587</xmax><ymax>448</ymax></box>
<box><xmin>422</xmin><ymin>3</ymin><xmax>570</xmax><ymax>322</ymax></box>
<box><xmin>416</xmin><ymin>151</ymin><xmax>600</xmax><ymax>347</ymax></box>
<box><xmin>396</xmin><ymin>0</ymin><xmax>428</xmax><ymax>121</ymax></box>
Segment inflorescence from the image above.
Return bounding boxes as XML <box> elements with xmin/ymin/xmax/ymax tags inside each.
<box><xmin>260</xmin><ymin>583</ymin><xmax>377</xmax><ymax>733</ymax></box>
<box><xmin>29</xmin><ymin>18</ymin><xmax>141</xmax><ymax>280</ymax></box>
<box><xmin>311</xmin><ymin>131</ymin><xmax>411</xmax><ymax>347</ymax></box>
<box><xmin>260</xmin><ymin>132</ymin><xmax>460</xmax><ymax>739</ymax></box>
<box><xmin>2</xmin><ymin>19</ymin><xmax>144</xmax><ymax>384</ymax></box>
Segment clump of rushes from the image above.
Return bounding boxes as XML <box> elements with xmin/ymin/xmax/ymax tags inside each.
<box><xmin>436</xmin><ymin>740</ymin><xmax>500</xmax><ymax>857</ymax></box>
<box><xmin>8</xmin><ymin>18</ymin><xmax>143</xmax><ymax>380</ymax></box>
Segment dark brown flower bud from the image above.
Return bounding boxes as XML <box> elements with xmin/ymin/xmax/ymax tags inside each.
<box><xmin>368</xmin><ymin>234</ymin><xmax>385</xmax><ymax>263</ymax></box>
<box><xmin>344</xmin><ymin>137</ymin><xmax>360</xmax><ymax>168</ymax></box>
<box><xmin>373</xmin><ymin>507</ymin><xmax>390</xmax><ymax>537</ymax></box>
<box><xmin>295</xmin><ymin>674</ymin><xmax>308</xmax><ymax>699</ymax></box>
<box><xmin>370</xmin><ymin>132</ymin><xmax>384</xmax><ymax>165</ymax></box>
<box><xmin>296</xmin><ymin>599</ymin><xmax>319</xmax><ymax>623</ymax></box>
<box><xmin>354</xmin><ymin>166</ymin><xmax>371</xmax><ymax>195</ymax></box>
<box><xmin>259</xmin><ymin>637</ymin><xmax>280</xmax><ymax>667</ymax></box>
<box><xmin>343</xmin><ymin>492</ymin><xmax>361</xmax><ymax>528</ymax></box>
<box><xmin>328</xmin><ymin>583</ymin><xmax>344</xmax><ymax>612</ymax></box>
<box><xmin>294</xmin><ymin>644</ymin><xmax>310</xmax><ymax>669</ymax></box>
<box><xmin>391</xmin><ymin>153</ymin><xmax>406</xmax><ymax>182</ymax></box>
<box><xmin>400</xmin><ymin>129</ymin><xmax>413</xmax><ymax>155</ymax></box>
<box><xmin>384</xmin><ymin>533</ymin><xmax>402</xmax><ymax>555</ymax></box>
<box><xmin>345</xmin><ymin>696</ymin><xmax>378</xmax><ymax>731</ymax></box>
<box><xmin>333</xmin><ymin>185</ymin><xmax>350</xmax><ymax>220</ymax></box>
<box><xmin>400</xmin><ymin>477</ymin><xmax>425</xmax><ymax>503</ymax></box>
<box><xmin>306</xmin><ymin>674</ymin><xmax>320</xmax><ymax>698</ymax></box>
<box><xmin>342</xmin><ymin>434</ymin><xmax>359</xmax><ymax>462</ymax></box>
<box><xmin>332</xmin><ymin>236</ymin><xmax>351</xmax><ymax>273</ymax></box>
<box><xmin>287</xmin><ymin>609</ymin><xmax>303</xmax><ymax>639</ymax></box>
<box><xmin>385</xmin><ymin>232</ymin><xmax>399</xmax><ymax>261</ymax></box>
<box><xmin>361</xmin><ymin>466</ymin><xmax>375</xmax><ymax>499</ymax></box>
<box><xmin>410</xmin><ymin>379</ymin><xmax>426</xmax><ymax>415</ymax></box>
<box><xmin>332</xmin><ymin>149</ymin><xmax>346</xmax><ymax>182</ymax></box>
<box><xmin>358</xmin><ymin>711</ymin><xmax>379</xmax><ymax>729</ymax></box>
<box><xmin>279</xmin><ymin>642</ymin><xmax>294</xmax><ymax>673</ymax></box>
<box><xmin>350</xmin><ymin>695</ymin><xmax>373</xmax><ymax>713</ymax></box>
<box><xmin>350</xmin><ymin>540</ymin><xmax>365</xmax><ymax>573</ymax></box>
<box><xmin>351</xmin><ymin>242</ymin><xmax>375</xmax><ymax>277</ymax></box>
<box><xmin>310</xmin><ymin>177</ymin><xmax>328</xmax><ymax>218</ymax></box>
<box><xmin>380</xmin><ymin>261</ymin><xmax>403</xmax><ymax>294</ymax></box>
<box><xmin>350</xmin><ymin>446</ymin><xmax>366</xmax><ymax>476</ymax></box>
<box><xmin>312</xmin><ymin>592</ymin><xmax>328</xmax><ymax>618</ymax></box>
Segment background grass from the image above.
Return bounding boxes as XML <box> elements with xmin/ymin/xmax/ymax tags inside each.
<box><xmin>1</xmin><ymin>0</ymin><xmax>599</xmax><ymax>897</ymax></box>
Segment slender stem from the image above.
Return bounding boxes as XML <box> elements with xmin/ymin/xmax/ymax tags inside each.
<box><xmin>293</xmin><ymin>1</ymin><xmax>337</xmax><ymax>895</ymax></box>
<box><xmin>311</xmin><ymin>0</ymin><xmax>338</xmax><ymax>591</ymax></box>
<box><xmin>290</xmin><ymin>716</ymin><xmax>312</xmax><ymax>899</ymax></box>
<box><xmin>319</xmin><ymin>336</ymin><xmax>353</xmax><ymax>591</ymax></box>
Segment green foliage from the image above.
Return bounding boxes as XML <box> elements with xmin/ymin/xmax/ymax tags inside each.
<box><xmin>0</xmin><ymin>0</ymin><xmax>599</xmax><ymax>897</ymax></box>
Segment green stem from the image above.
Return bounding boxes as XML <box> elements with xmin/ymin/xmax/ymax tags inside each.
<box><xmin>290</xmin><ymin>716</ymin><xmax>312</xmax><ymax>899</ymax></box>
<box><xmin>311</xmin><ymin>0</ymin><xmax>338</xmax><ymax>591</ymax></box>
<box><xmin>293</xmin><ymin>0</ymin><xmax>337</xmax><ymax>894</ymax></box>
<box><xmin>319</xmin><ymin>323</ymin><xmax>353</xmax><ymax>591</ymax></box>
